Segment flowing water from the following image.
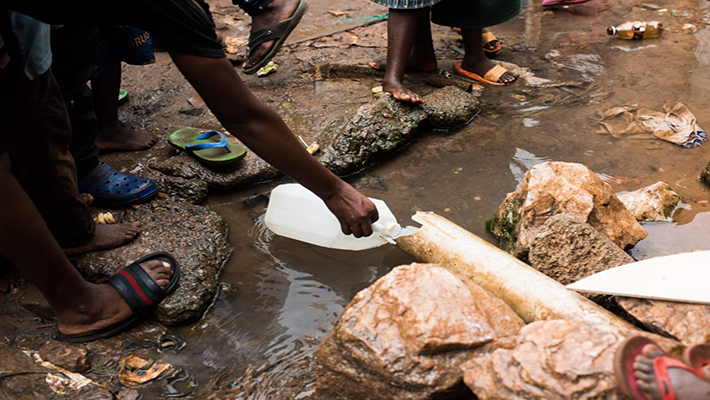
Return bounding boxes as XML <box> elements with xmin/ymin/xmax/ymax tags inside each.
<box><xmin>158</xmin><ymin>0</ymin><xmax>710</xmax><ymax>397</ymax></box>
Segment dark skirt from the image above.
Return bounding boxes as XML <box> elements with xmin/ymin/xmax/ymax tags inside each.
<box><xmin>431</xmin><ymin>0</ymin><xmax>521</xmax><ymax>29</ymax></box>
<box><xmin>371</xmin><ymin>0</ymin><xmax>521</xmax><ymax>29</ymax></box>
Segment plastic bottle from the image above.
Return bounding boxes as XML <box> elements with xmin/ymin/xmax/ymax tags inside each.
<box><xmin>264</xmin><ymin>183</ymin><xmax>402</xmax><ymax>251</ymax></box>
<box><xmin>606</xmin><ymin>21</ymin><xmax>663</xmax><ymax>39</ymax></box>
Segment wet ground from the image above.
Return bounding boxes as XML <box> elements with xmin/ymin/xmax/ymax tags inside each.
<box><xmin>3</xmin><ymin>0</ymin><xmax>710</xmax><ymax>398</ymax></box>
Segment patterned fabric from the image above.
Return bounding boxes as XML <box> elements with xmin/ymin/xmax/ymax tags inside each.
<box><xmin>370</xmin><ymin>0</ymin><xmax>444</xmax><ymax>9</ymax></box>
<box><xmin>8</xmin><ymin>12</ymin><xmax>50</xmax><ymax>80</ymax></box>
<box><xmin>93</xmin><ymin>25</ymin><xmax>155</xmax><ymax>78</ymax></box>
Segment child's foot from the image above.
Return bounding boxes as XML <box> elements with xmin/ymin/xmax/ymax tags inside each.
<box><xmin>243</xmin><ymin>0</ymin><xmax>301</xmax><ymax>71</ymax></box>
<box><xmin>56</xmin><ymin>259</ymin><xmax>174</xmax><ymax>337</ymax></box>
<box><xmin>382</xmin><ymin>80</ymin><xmax>424</xmax><ymax>104</ymax></box>
<box><xmin>633</xmin><ymin>344</ymin><xmax>710</xmax><ymax>399</ymax></box>
<box><xmin>95</xmin><ymin>122</ymin><xmax>159</xmax><ymax>152</ymax></box>
<box><xmin>64</xmin><ymin>223</ymin><xmax>141</xmax><ymax>256</ymax></box>
<box><xmin>368</xmin><ymin>56</ymin><xmax>437</xmax><ymax>73</ymax></box>
<box><xmin>459</xmin><ymin>55</ymin><xmax>516</xmax><ymax>84</ymax></box>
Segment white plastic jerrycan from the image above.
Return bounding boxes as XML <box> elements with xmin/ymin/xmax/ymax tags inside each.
<box><xmin>264</xmin><ymin>183</ymin><xmax>401</xmax><ymax>251</ymax></box>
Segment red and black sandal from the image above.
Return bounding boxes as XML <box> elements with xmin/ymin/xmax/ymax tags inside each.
<box><xmin>59</xmin><ymin>252</ymin><xmax>181</xmax><ymax>343</ymax></box>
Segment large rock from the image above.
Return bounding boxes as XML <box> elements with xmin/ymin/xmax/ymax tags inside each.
<box><xmin>316</xmin><ymin>263</ymin><xmax>524</xmax><ymax>400</ymax></box>
<box><xmin>617</xmin><ymin>297</ymin><xmax>710</xmax><ymax>346</ymax></box>
<box><xmin>491</xmin><ymin>162</ymin><xmax>647</xmax><ymax>258</ymax></box>
<box><xmin>420</xmin><ymin>86</ymin><xmax>480</xmax><ymax>130</ymax></box>
<box><xmin>528</xmin><ymin>213</ymin><xmax>634</xmax><ymax>286</ymax></box>
<box><xmin>75</xmin><ymin>199</ymin><xmax>232</xmax><ymax>325</ymax></box>
<box><xmin>461</xmin><ymin>320</ymin><xmax>680</xmax><ymax>400</ymax></box>
<box><xmin>319</xmin><ymin>93</ymin><xmax>427</xmax><ymax>176</ymax></box>
<box><xmin>618</xmin><ymin>181</ymin><xmax>681</xmax><ymax>222</ymax></box>
<box><xmin>143</xmin><ymin>170</ymin><xmax>209</xmax><ymax>205</ymax></box>
<box><xmin>149</xmin><ymin>147</ymin><xmax>279</xmax><ymax>190</ymax></box>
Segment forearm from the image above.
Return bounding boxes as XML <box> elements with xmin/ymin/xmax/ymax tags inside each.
<box><xmin>169</xmin><ymin>53</ymin><xmax>344</xmax><ymax>199</ymax></box>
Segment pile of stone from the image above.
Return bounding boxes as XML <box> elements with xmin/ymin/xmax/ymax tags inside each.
<box><xmin>315</xmin><ymin>161</ymin><xmax>706</xmax><ymax>399</ymax></box>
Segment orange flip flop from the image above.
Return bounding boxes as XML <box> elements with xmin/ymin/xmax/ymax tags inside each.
<box><xmin>482</xmin><ymin>31</ymin><xmax>502</xmax><ymax>57</ymax></box>
<box><xmin>615</xmin><ymin>336</ymin><xmax>702</xmax><ymax>400</ymax></box>
<box><xmin>452</xmin><ymin>28</ymin><xmax>502</xmax><ymax>58</ymax></box>
<box><xmin>453</xmin><ymin>62</ymin><xmax>514</xmax><ymax>86</ymax></box>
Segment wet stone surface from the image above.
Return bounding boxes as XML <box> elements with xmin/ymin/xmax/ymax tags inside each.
<box><xmin>618</xmin><ymin>181</ymin><xmax>681</xmax><ymax>222</ymax></box>
<box><xmin>420</xmin><ymin>86</ymin><xmax>480</xmax><ymax>130</ymax></box>
<box><xmin>316</xmin><ymin>263</ymin><xmax>523</xmax><ymax>400</ymax></box>
<box><xmin>528</xmin><ymin>213</ymin><xmax>635</xmax><ymax>286</ymax></box>
<box><xmin>491</xmin><ymin>162</ymin><xmax>648</xmax><ymax>258</ymax></box>
<box><xmin>149</xmin><ymin>147</ymin><xmax>279</xmax><ymax>191</ymax></box>
<box><xmin>460</xmin><ymin>320</ymin><xmax>672</xmax><ymax>400</ymax></box>
<box><xmin>74</xmin><ymin>199</ymin><xmax>232</xmax><ymax>325</ymax></box>
<box><xmin>617</xmin><ymin>297</ymin><xmax>710</xmax><ymax>346</ymax></box>
<box><xmin>319</xmin><ymin>93</ymin><xmax>427</xmax><ymax>177</ymax></box>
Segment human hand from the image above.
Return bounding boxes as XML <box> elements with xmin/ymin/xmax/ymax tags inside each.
<box><xmin>322</xmin><ymin>182</ymin><xmax>379</xmax><ymax>238</ymax></box>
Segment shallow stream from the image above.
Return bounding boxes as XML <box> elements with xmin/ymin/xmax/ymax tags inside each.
<box><xmin>159</xmin><ymin>0</ymin><xmax>710</xmax><ymax>397</ymax></box>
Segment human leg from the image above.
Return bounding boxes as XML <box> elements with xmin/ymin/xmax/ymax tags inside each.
<box><xmin>368</xmin><ymin>7</ymin><xmax>437</xmax><ymax>73</ymax></box>
<box><xmin>92</xmin><ymin>63</ymin><xmax>159</xmax><ymax>152</ymax></box>
<box><xmin>0</xmin><ymin>150</ymin><xmax>174</xmax><ymax>339</ymax></box>
<box><xmin>380</xmin><ymin>7</ymin><xmax>429</xmax><ymax>104</ymax></box>
<box><xmin>458</xmin><ymin>28</ymin><xmax>516</xmax><ymax>84</ymax></box>
<box><xmin>52</xmin><ymin>25</ymin><xmax>158</xmax><ymax>209</ymax></box>
<box><xmin>432</xmin><ymin>0</ymin><xmax>518</xmax><ymax>85</ymax></box>
<box><xmin>238</xmin><ymin>0</ymin><xmax>306</xmax><ymax>73</ymax></box>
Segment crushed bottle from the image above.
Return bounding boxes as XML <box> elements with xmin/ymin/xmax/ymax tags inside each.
<box><xmin>607</xmin><ymin>21</ymin><xmax>663</xmax><ymax>39</ymax></box>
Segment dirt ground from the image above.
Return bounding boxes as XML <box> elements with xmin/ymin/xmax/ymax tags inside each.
<box><xmin>2</xmin><ymin>0</ymin><xmax>710</xmax><ymax>398</ymax></box>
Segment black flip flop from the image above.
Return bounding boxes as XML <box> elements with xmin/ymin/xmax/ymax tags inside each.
<box><xmin>242</xmin><ymin>0</ymin><xmax>309</xmax><ymax>75</ymax></box>
<box><xmin>59</xmin><ymin>252</ymin><xmax>181</xmax><ymax>343</ymax></box>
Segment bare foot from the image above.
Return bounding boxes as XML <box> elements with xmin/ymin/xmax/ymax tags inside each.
<box><xmin>368</xmin><ymin>58</ymin><xmax>437</xmax><ymax>73</ymax></box>
<box><xmin>382</xmin><ymin>80</ymin><xmax>424</xmax><ymax>104</ymax></box>
<box><xmin>633</xmin><ymin>344</ymin><xmax>710</xmax><ymax>399</ymax></box>
<box><xmin>459</xmin><ymin>54</ymin><xmax>516</xmax><ymax>84</ymax></box>
<box><xmin>63</xmin><ymin>222</ymin><xmax>141</xmax><ymax>256</ymax></box>
<box><xmin>56</xmin><ymin>259</ymin><xmax>173</xmax><ymax>336</ymax></box>
<box><xmin>95</xmin><ymin>122</ymin><xmax>159</xmax><ymax>153</ymax></box>
<box><xmin>242</xmin><ymin>0</ymin><xmax>301</xmax><ymax>71</ymax></box>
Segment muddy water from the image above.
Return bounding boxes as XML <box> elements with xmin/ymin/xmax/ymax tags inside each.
<box><xmin>163</xmin><ymin>1</ymin><xmax>710</xmax><ymax>398</ymax></box>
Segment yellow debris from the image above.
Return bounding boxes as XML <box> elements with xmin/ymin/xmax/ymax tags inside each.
<box><xmin>94</xmin><ymin>212</ymin><xmax>116</xmax><ymax>224</ymax></box>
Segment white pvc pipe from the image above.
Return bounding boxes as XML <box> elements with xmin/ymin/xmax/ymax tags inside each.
<box><xmin>394</xmin><ymin>212</ymin><xmax>635</xmax><ymax>330</ymax></box>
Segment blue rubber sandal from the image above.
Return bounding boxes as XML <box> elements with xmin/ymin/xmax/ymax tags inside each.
<box><xmin>59</xmin><ymin>252</ymin><xmax>181</xmax><ymax>343</ymax></box>
<box><xmin>78</xmin><ymin>162</ymin><xmax>158</xmax><ymax>208</ymax></box>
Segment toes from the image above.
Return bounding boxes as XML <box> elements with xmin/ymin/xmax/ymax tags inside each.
<box><xmin>633</xmin><ymin>356</ymin><xmax>654</xmax><ymax>373</ymax></box>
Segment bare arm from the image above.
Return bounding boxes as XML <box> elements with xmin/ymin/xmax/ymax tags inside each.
<box><xmin>168</xmin><ymin>52</ymin><xmax>378</xmax><ymax>237</ymax></box>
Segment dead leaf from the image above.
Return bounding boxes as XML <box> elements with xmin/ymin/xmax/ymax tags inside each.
<box><xmin>224</xmin><ymin>36</ymin><xmax>248</xmax><ymax>54</ymax></box>
<box><xmin>118</xmin><ymin>355</ymin><xmax>173</xmax><ymax>387</ymax></box>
